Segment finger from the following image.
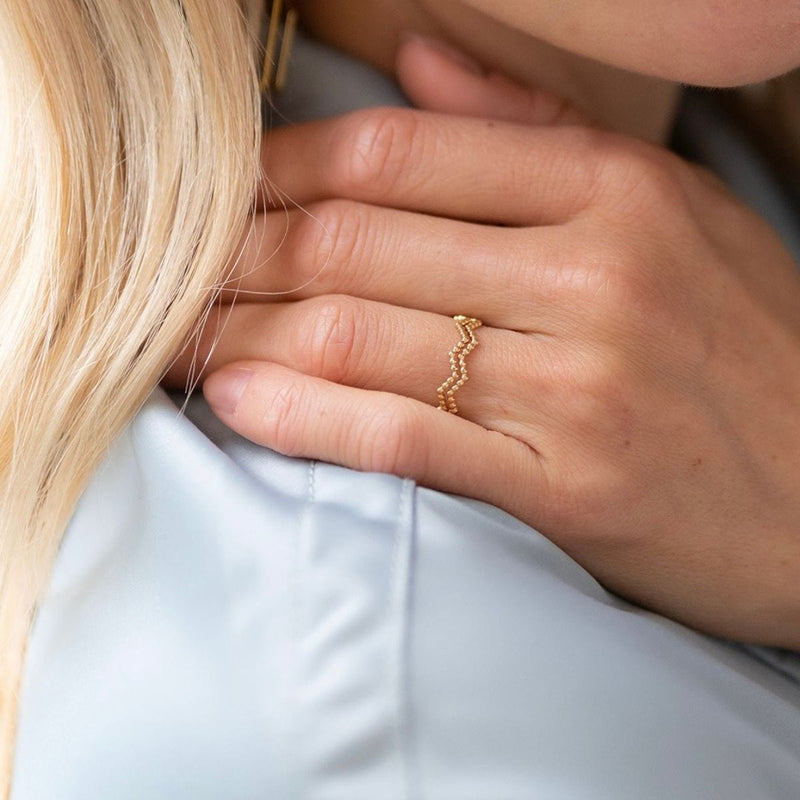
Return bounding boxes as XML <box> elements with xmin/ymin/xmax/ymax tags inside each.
<box><xmin>166</xmin><ymin>297</ymin><xmax>537</xmax><ymax>428</ymax></box>
<box><xmin>202</xmin><ymin>361</ymin><xmax>543</xmax><ymax>525</ymax></box>
<box><xmin>222</xmin><ymin>201</ymin><xmax>569</xmax><ymax>328</ymax></box>
<box><xmin>395</xmin><ymin>34</ymin><xmax>592</xmax><ymax>127</ymax></box>
<box><xmin>258</xmin><ymin>108</ymin><xmax>610</xmax><ymax>225</ymax></box>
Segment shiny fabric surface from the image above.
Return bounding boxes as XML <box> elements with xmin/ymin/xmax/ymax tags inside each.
<box><xmin>14</xmin><ymin>392</ymin><xmax>800</xmax><ymax>798</ymax></box>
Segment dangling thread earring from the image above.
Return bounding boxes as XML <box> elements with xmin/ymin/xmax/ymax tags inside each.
<box><xmin>260</xmin><ymin>0</ymin><xmax>298</xmax><ymax>92</ymax></box>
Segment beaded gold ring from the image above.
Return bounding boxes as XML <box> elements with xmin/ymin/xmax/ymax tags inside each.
<box><xmin>436</xmin><ymin>315</ymin><xmax>483</xmax><ymax>415</ymax></box>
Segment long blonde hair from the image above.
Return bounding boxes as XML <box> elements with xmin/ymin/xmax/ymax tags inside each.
<box><xmin>0</xmin><ymin>0</ymin><xmax>261</xmax><ymax>792</ymax></box>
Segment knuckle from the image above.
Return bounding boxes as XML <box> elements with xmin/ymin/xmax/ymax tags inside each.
<box><xmin>357</xmin><ymin>401</ymin><xmax>427</xmax><ymax>476</ymax></box>
<box><xmin>261</xmin><ymin>380</ymin><xmax>308</xmax><ymax>457</ymax></box>
<box><xmin>549</xmin><ymin>347</ymin><xmax>635</xmax><ymax>444</ymax></box>
<box><xmin>559</xmin><ymin>225</ymin><xmax>669</xmax><ymax>333</ymax></box>
<box><xmin>556</xmin><ymin>354</ymin><xmax>612</xmax><ymax>425</ymax></box>
<box><xmin>596</xmin><ymin>140</ymin><xmax>690</xmax><ymax>214</ymax></box>
<box><xmin>578</xmin><ymin>353</ymin><xmax>632</xmax><ymax>423</ymax></box>
<box><xmin>592</xmin><ymin>248</ymin><xmax>647</xmax><ymax>312</ymax></box>
<box><xmin>555</xmin><ymin>240</ymin><xmax>635</xmax><ymax>322</ymax></box>
<box><xmin>553</xmin><ymin>126</ymin><xmax>618</xmax><ymax>206</ymax></box>
<box><xmin>331</xmin><ymin>108</ymin><xmax>420</xmax><ymax>198</ymax></box>
<box><xmin>288</xmin><ymin>208</ymin><xmax>333</xmax><ymax>288</ymax></box>
<box><xmin>561</xmin><ymin>362</ymin><xmax>645</xmax><ymax>477</ymax></box>
<box><xmin>300</xmin><ymin>295</ymin><xmax>363</xmax><ymax>383</ymax></box>
<box><xmin>291</xmin><ymin>200</ymin><xmax>365</xmax><ymax>290</ymax></box>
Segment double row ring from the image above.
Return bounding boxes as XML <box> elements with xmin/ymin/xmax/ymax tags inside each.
<box><xmin>436</xmin><ymin>315</ymin><xmax>483</xmax><ymax>415</ymax></box>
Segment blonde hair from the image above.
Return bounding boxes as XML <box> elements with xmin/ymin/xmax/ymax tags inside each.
<box><xmin>0</xmin><ymin>0</ymin><xmax>261</xmax><ymax>792</ymax></box>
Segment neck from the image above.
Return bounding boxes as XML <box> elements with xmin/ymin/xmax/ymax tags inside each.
<box><xmin>294</xmin><ymin>0</ymin><xmax>680</xmax><ymax>143</ymax></box>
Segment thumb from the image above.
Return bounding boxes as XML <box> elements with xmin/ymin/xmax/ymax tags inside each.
<box><xmin>396</xmin><ymin>34</ymin><xmax>592</xmax><ymax>127</ymax></box>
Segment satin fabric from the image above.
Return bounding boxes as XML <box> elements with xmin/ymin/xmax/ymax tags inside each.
<box><xmin>13</xmin><ymin>33</ymin><xmax>800</xmax><ymax>800</ymax></box>
<box><xmin>15</xmin><ymin>392</ymin><xmax>800</xmax><ymax>798</ymax></box>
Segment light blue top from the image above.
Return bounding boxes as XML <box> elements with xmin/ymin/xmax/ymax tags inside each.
<box><xmin>13</xmin><ymin>34</ymin><xmax>800</xmax><ymax>800</ymax></box>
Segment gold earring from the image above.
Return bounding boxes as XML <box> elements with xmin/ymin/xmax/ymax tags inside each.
<box><xmin>260</xmin><ymin>0</ymin><xmax>298</xmax><ymax>92</ymax></box>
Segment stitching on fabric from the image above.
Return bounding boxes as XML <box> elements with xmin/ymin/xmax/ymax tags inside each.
<box><xmin>293</xmin><ymin>459</ymin><xmax>316</xmax><ymax>655</ymax></box>
<box><xmin>286</xmin><ymin>459</ymin><xmax>316</xmax><ymax>799</ymax></box>
<box><xmin>388</xmin><ymin>478</ymin><xmax>418</xmax><ymax>800</ymax></box>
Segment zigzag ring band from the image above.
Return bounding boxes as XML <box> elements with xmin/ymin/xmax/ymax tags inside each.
<box><xmin>436</xmin><ymin>315</ymin><xmax>483</xmax><ymax>414</ymax></box>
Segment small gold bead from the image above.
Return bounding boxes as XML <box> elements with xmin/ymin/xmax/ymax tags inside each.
<box><xmin>436</xmin><ymin>315</ymin><xmax>482</xmax><ymax>415</ymax></box>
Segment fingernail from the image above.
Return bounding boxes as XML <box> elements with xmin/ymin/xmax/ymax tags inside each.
<box><xmin>400</xmin><ymin>32</ymin><xmax>485</xmax><ymax>75</ymax></box>
<box><xmin>204</xmin><ymin>368</ymin><xmax>253</xmax><ymax>415</ymax></box>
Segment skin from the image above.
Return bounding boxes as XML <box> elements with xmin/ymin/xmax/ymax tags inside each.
<box><xmin>295</xmin><ymin>0</ymin><xmax>681</xmax><ymax>142</ymax></box>
<box><xmin>420</xmin><ymin>0</ymin><xmax>800</xmax><ymax>85</ymax></box>
<box><xmin>167</xmin><ymin>2</ymin><xmax>800</xmax><ymax>646</ymax></box>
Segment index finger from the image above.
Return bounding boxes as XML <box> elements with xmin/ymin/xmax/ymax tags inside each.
<box><xmin>260</xmin><ymin>108</ymin><xmax>608</xmax><ymax>225</ymax></box>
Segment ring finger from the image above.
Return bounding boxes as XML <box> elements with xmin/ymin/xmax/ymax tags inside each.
<box><xmin>166</xmin><ymin>295</ymin><xmax>547</xmax><ymax>431</ymax></box>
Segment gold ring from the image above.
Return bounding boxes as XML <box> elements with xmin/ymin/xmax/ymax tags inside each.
<box><xmin>437</xmin><ymin>315</ymin><xmax>483</xmax><ymax>414</ymax></box>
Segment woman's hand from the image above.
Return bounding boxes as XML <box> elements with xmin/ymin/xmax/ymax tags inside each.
<box><xmin>166</xmin><ymin>40</ymin><xmax>800</xmax><ymax>648</ymax></box>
